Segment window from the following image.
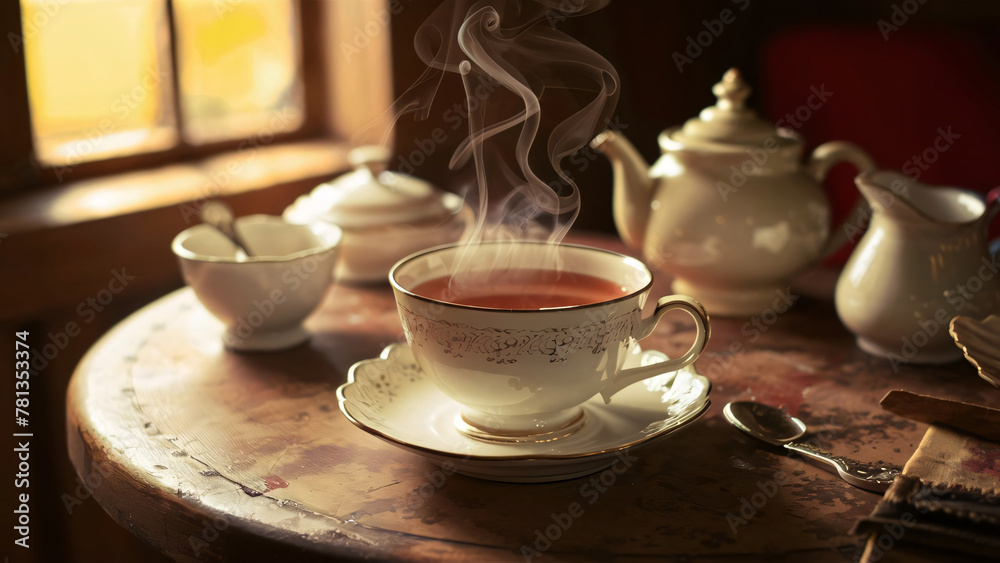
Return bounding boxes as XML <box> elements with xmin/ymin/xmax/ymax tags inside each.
<box><xmin>20</xmin><ymin>0</ymin><xmax>304</xmax><ymax>167</ymax></box>
<box><xmin>21</xmin><ymin>0</ymin><xmax>178</xmax><ymax>165</ymax></box>
<box><xmin>0</xmin><ymin>0</ymin><xmax>394</xmax><ymax>203</ymax></box>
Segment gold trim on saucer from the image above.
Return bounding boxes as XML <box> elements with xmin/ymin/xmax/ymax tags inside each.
<box><xmin>335</xmin><ymin>343</ymin><xmax>712</xmax><ymax>463</ymax></box>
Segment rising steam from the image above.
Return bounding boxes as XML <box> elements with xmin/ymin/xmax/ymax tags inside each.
<box><xmin>382</xmin><ymin>0</ymin><xmax>620</xmax><ymax>245</ymax></box>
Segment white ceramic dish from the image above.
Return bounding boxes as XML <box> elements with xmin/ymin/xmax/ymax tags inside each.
<box><xmin>337</xmin><ymin>343</ymin><xmax>712</xmax><ymax>483</ymax></box>
<box><xmin>172</xmin><ymin>215</ymin><xmax>341</xmax><ymax>351</ymax></box>
<box><xmin>285</xmin><ymin>192</ymin><xmax>473</xmax><ymax>284</ymax></box>
<box><xmin>838</xmin><ymin>172</ymin><xmax>999</xmax><ymax>364</ymax></box>
<box><xmin>949</xmin><ymin>315</ymin><xmax>1000</xmax><ymax>388</ymax></box>
<box><xmin>283</xmin><ymin>146</ymin><xmax>474</xmax><ymax>284</ymax></box>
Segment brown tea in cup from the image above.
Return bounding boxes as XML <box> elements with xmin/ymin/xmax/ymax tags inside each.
<box><xmin>411</xmin><ymin>268</ymin><xmax>627</xmax><ymax>310</ymax></box>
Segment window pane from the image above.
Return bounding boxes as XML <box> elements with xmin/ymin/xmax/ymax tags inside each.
<box><xmin>21</xmin><ymin>0</ymin><xmax>177</xmax><ymax>166</ymax></box>
<box><xmin>173</xmin><ymin>0</ymin><xmax>304</xmax><ymax>144</ymax></box>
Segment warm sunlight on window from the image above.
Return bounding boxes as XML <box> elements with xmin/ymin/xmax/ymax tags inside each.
<box><xmin>172</xmin><ymin>0</ymin><xmax>304</xmax><ymax>144</ymax></box>
<box><xmin>20</xmin><ymin>0</ymin><xmax>304</xmax><ymax>167</ymax></box>
<box><xmin>21</xmin><ymin>0</ymin><xmax>176</xmax><ymax>166</ymax></box>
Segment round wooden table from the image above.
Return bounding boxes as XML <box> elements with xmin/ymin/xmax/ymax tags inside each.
<box><xmin>67</xmin><ymin>234</ymin><xmax>996</xmax><ymax>562</ymax></box>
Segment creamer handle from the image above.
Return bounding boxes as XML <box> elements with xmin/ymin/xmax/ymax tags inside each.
<box><xmin>984</xmin><ymin>187</ymin><xmax>1000</xmax><ymax>255</ymax></box>
<box><xmin>807</xmin><ymin>141</ymin><xmax>877</xmax><ymax>258</ymax></box>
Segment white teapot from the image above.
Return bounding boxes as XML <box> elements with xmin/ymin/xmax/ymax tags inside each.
<box><xmin>591</xmin><ymin>69</ymin><xmax>875</xmax><ymax>316</ymax></box>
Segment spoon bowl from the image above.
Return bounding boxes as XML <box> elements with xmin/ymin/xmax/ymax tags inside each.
<box><xmin>723</xmin><ymin>401</ymin><xmax>806</xmax><ymax>446</ymax></box>
<box><xmin>724</xmin><ymin>401</ymin><xmax>901</xmax><ymax>493</ymax></box>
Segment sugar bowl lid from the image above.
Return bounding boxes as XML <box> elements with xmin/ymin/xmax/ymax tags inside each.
<box><xmin>297</xmin><ymin>146</ymin><xmax>448</xmax><ymax>228</ymax></box>
<box><xmin>663</xmin><ymin>68</ymin><xmax>798</xmax><ymax>152</ymax></box>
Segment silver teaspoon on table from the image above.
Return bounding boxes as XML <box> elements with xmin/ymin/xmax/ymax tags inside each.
<box><xmin>723</xmin><ymin>401</ymin><xmax>901</xmax><ymax>493</ymax></box>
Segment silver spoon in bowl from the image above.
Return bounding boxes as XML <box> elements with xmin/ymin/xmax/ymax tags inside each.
<box><xmin>723</xmin><ymin>401</ymin><xmax>901</xmax><ymax>493</ymax></box>
<box><xmin>200</xmin><ymin>201</ymin><xmax>253</xmax><ymax>260</ymax></box>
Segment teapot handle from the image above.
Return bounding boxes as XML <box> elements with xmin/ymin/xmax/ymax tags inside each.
<box><xmin>806</xmin><ymin>141</ymin><xmax>877</xmax><ymax>258</ymax></box>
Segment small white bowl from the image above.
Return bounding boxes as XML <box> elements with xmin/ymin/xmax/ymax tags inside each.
<box><xmin>172</xmin><ymin>215</ymin><xmax>342</xmax><ymax>351</ymax></box>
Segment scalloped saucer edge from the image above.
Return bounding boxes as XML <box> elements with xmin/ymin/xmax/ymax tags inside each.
<box><xmin>337</xmin><ymin>343</ymin><xmax>711</xmax><ymax>483</ymax></box>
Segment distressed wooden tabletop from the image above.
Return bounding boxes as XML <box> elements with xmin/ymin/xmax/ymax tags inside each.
<box><xmin>67</xmin><ymin>233</ymin><xmax>999</xmax><ymax>562</ymax></box>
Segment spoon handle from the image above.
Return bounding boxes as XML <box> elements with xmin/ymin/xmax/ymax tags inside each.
<box><xmin>784</xmin><ymin>442</ymin><xmax>901</xmax><ymax>493</ymax></box>
<box><xmin>200</xmin><ymin>201</ymin><xmax>253</xmax><ymax>257</ymax></box>
<box><xmin>220</xmin><ymin>223</ymin><xmax>253</xmax><ymax>258</ymax></box>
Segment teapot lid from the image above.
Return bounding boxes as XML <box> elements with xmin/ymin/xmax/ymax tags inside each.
<box><xmin>667</xmin><ymin>68</ymin><xmax>797</xmax><ymax>151</ymax></box>
<box><xmin>293</xmin><ymin>146</ymin><xmax>448</xmax><ymax>228</ymax></box>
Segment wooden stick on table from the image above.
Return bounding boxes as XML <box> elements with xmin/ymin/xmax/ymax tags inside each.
<box><xmin>880</xmin><ymin>389</ymin><xmax>1000</xmax><ymax>442</ymax></box>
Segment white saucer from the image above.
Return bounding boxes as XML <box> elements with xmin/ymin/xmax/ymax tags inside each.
<box><xmin>337</xmin><ymin>343</ymin><xmax>711</xmax><ymax>483</ymax></box>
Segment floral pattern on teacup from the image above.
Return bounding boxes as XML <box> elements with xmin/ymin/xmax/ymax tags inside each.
<box><xmin>397</xmin><ymin>305</ymin><xmax>640</xmax><ymax>364</ymax></box>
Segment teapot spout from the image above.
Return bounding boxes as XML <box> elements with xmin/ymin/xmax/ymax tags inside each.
<box><xmin>591</xmin><ymin>130</ymin><xmax>653</xmax><ymax>251</ymax></box>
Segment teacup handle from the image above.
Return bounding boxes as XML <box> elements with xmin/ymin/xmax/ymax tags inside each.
<box><xmin>599</xmin><ymin>295</ymin><xmax>710</xmax><ymax>403</ymax></box>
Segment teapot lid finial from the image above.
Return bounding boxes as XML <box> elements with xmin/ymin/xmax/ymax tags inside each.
<box><xmin>713</xmin><ymin>68</ymin><xmax>751</xmax><ymax>112</ymax></box>
<box><xmin>347</xmin><ymin>145</ymin><xmax>392</xmax><ymax>174</ymax></box>
<box><xmin>667</xmin><ymin>68</ymin><xmax>798</xmax><ymax>151</ymax></box>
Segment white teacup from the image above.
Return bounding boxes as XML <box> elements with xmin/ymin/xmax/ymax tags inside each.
<box><xmin>389</xmin><ymin>241</ymin><xmax>710</xmax><ymax>442</ymax></box>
